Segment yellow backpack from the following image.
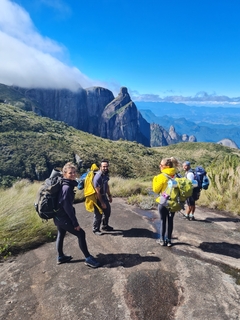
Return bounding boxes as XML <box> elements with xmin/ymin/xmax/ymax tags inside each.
<box><xmin>82</xmin><ymin>164</ymin><xmax>103</xmax><ymax>214</ymax></box>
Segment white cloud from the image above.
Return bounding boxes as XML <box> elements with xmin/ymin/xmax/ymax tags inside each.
<box><xmin>130</xmin><ymin>89</ymin><xmax>240</xmax><ymax>106</ymax></box>
<box><xmin>0</xmin><ymin>0</ymin><xmax>103</xmax><ymax>90</ymax></box>
<box><xmin>40</xmin><ymin>0</ymin><xmax>72</xmax><ymax>18</ymax></box>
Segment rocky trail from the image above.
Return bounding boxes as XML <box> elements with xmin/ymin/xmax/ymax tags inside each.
<box><xmin>0</xmin><ymin>198</ymin><xmax>240</xmax><ymax>320</ymax></box>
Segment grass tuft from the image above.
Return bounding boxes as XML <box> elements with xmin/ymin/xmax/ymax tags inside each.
<box><xmin>0</xmin><ymin>180</ymin><xmax>57</xmax><ymax>260</ymax></box>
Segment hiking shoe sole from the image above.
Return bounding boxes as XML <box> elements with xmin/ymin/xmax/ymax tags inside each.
<box><xmin>85</xmin><ymin>256</ymin><xmax>101</xmax><ymax>268</ymax></box>
<box><xmin>57</xmin><ymin>255</ymin><xmax>73</xmax><ymax>265</ymax></box>
<box><xmin>156</xmin><ymin>239</ymin><xmax>166</xmax><ymax>246</ymax></box>
<box><xmin>93</xmin><ymin>230</ymin><xmax>103</xmax><ymax>236</ymax></box>
<box><xmin>84</xmin><ymin>261</ymin><xmax>101</xmax><ymax>268</ymax></box>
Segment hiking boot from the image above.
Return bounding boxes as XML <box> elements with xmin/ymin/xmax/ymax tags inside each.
<box><xmin>156</xmin><ymin>239</ymin><xmax>166</xmax><ymax>246</ymax></box>
<box><xmin>166</xmin><ymin>239</ymin><xmax>172</xmax><ymax>247</ymax></box>
<box><xmin>102</xmin><ymin>225</ymin><xmax>114</xmax><ymax>231</ymax></box>
<box><xmin>184</xmin><ymin>214</ymin><xmax>190</xmax><ymax>220</ymax></box>
<box><xmin>85</xmin><ymin>255</ymin><xmax>101</xmax><ymax>268</ymax></box>
<box><xmin>57</xmin><ymin>255</ymin><xmax>73</xmax><ymax>265</ymax></box>
<box><xmin>93</xmin><ymin>230</ymin><xmax>102</xmax><ymax>236</ymax></box>
<box><xmin>189</xmin><ymin>215</ymin><xmax>195</xmax><ymax>221</ymax></box>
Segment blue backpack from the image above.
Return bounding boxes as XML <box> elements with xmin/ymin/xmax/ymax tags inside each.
<box><xmin>77</xmin><ymin>171</ymin><xmax>89</xmax><ymax>190</ymax></box>
<box><xmin>76</xmin><ymin>164</ymin><xmax>99</xmax><ymax>190</ymax></box>
<box><xmin>193</xmin><ymin>166</ymin><xmax>209</xmax><ymax>190</ymax></box>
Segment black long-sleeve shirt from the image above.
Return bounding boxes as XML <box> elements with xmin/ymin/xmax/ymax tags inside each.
<box><xmin>54</xmin><ymin>179</ymin><xmax>79</xmax><ymax>228</ymax></box>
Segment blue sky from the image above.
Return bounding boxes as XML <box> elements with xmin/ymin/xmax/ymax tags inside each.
<box><xmin>1</xmin><ymin>0</ymin><xmax>240</xmax><ymax>105</ymax></box>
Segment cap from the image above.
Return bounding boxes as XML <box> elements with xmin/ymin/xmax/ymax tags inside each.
<box><xmin>184</xmin><ymin>161</ymin><xmax>191</xmax><ymax>166</ymax></box>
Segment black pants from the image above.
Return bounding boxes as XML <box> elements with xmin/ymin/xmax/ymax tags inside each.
<box><xmin>158</xmin><ymin>204</ymin><xmax>175</xmax><ymax>241</ymax></box>
<box><xmin>56</xmin><ymin>223</ymin><xmax>90</xmax><ymax>258</ymax></box>
<box><xmin>93</xmin><ymin>197</ymin><xmax>111</xmax><ymax>231</ymax></box>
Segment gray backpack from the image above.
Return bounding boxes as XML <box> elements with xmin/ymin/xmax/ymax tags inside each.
<box><xmin>34</xmin><ymin>175</ymin><xmax>63</xmax><ymax>220</ymax></box>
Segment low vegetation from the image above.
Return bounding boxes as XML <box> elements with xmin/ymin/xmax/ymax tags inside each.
<box><xmin>1</xmin><ymin>103</ymin><xmax>240</xmax><ymax>259</ymax></box>
<box><xmin>1</xmin><ymin>103</ymin><xmax>240</xmax><ymax>185</ymax></box>
<box><xmin>0</xmin><ymin>180</ymin><xmax>56</xmax><ymax>259</ymax></box>
<box><xmin>1</xmin><ymin>156</ymin><xmax>240</xmax><ymax>260</ymax></box>
<box><xmin>198</xmin><ymin>154</ymin><xmax>240</xmax><ymax>213</ymax></box>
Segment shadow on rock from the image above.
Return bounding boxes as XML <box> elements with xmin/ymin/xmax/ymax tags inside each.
<box><xmin>187</xmin><ymin>218</ymin><xmax>212</xmax><ymax>224</ymax></box>
<box><xmin>122</xmin><ymin>228</ymin><xmax>158</xmax><ymax>239</ymax></box>
<box><xmin>177</xmin><ymin>213</ymin><xmax>212</xmax><ymax>224</ymax></box>
<box><xmin>199</xmin><ymin>241</ymin><xmax>240</xmax><ymax>258</ymax></box>
<box><xmin>205</xmin><ymin>217</ymin><xmax>240</xmax><ymax>223</ymax></box>
<box><xmin>96</xmin><ymin>253</ymin><xmax>161</xmax><ymax>268</ymax></box>
<box><xmin>170</xmin><ymin>241</ymin><xmax>192</xmax><ymax>247</ymax></box>
<box><xmin>106</xmin><ymin>228</ymin><xmax>158</xmax><ymax>239</ymax></box>
<box><xmin>67</xmin><ymin>259</ymin><xmax>85</xmax><ymax>264</ymax></box>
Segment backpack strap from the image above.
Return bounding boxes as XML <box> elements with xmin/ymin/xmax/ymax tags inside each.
<box><xmin>162</xmin><ymin>172</ymin><xmax>174</xmax><ymax>180</ymax></box>
<box><xmin>161</xmin><ymin>173</ymin><xmax>175</xmax><ymax>196</ymax></box>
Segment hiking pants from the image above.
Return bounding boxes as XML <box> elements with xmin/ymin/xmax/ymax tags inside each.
<box><xmin>158</xmin><ymin>204</ymin><xmax>175</xmax><ymax>241</ymax></box>
<box><xmin>93</xmin><ymin>196</ymin><xmax>111</xmax><ymax>231</ymax></box>
<box><xmin>56</xmin><ymin>224</ymin><xmax>90</xmax><ymax>258</ymax></box>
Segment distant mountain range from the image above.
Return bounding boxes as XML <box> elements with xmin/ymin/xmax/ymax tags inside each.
<box><xmin>135</xmin><ymin>101</ymin><xmax>240</xmax><ymax>126</ymax></box>
<box><xmin>0</xmin><ymin>83</ymin><xmax>195</xmax><ymax>148</ymax></box>
<box><xmin>135</xmin><ymin>101</ymin><xmax>240</xmax><ymax>147</ymax></box>
<box><xmin>1</xmin><ymin>83</ymin><xmax>239</xmax><ymax>148</ymax></box>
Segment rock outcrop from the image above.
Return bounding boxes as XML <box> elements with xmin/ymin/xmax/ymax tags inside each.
<box><xmin>169</xmin><ymin>125</ymin><xmax>181</xmax><ymax>142</ymax></box>
<box><xmin>150</xmin><ymin>124</ymin><xmax>197</xmax><ymax>147</ymax></box>
<box><xmin>99</xmin><ymin>87</ymin><xmax>150</xmax><ymax>146</ymax></box>
<box><xmin>14</xmin><ymin>86</ymin><xmax>115</xmax><ymax>134</ymax></box>
<box><xmin>217</xmin><ymin>138</ymin><xmax>239</xmax><ymax>149</ymax></box>
<box><xmin>13</xmin><ymin>85</ymin><xmax>150</xmax><ymax>146</ymax></box>
<box><xmin>85</xmin><ymin>87</ymin><xmax>115</xmax><ymax>135</ymax></box>
<box><xmin>150</xmin><ymin>123</ymin><xmax>169</xmax><ymax>147</ymax></box>
<box><xmin>1</xmin><ymin>83</ymin><xmax>194</xmax><ymax>148</ymax></box>
<box><xmin>189</xmin><ymin>135</ymin><xmax>197</xmax><ymax>142</ymax></box>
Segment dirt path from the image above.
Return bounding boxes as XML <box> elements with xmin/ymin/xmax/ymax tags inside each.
<box><xmin>0</xmin><ymin>199</ymin><xmax>240</xmax><ymax>320</ymax></box>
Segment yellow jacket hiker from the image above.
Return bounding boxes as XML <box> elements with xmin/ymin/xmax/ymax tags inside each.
<box><xmin>152</xmin><ymin>157</ymin><xmax>180</xmax><ymax>247</ymax></box>
<box><xmin>152</xmin><ymin>167</ymin><xmax>176</xmax><ymax>203</ymax></box>
<box><xmin>84</xmin><ymin>164</ymin><xmax>103</xmax><ymax>214</ymax></box>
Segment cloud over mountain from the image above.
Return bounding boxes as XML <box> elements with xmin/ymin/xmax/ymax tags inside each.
<box><xmin>0</xmin><ymin>0</ymin><xmax>103</xmax><ymax>91</ymax></box>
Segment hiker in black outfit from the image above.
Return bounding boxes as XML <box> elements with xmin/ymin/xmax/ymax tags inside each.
<box><xmin>54</xmin><ymin>162</ymin><xmax>100</xmax><ymax>268</ymax></box>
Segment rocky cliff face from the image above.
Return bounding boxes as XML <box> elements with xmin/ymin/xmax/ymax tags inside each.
<box><xmin>7</xmin><ymin>84</ymin><xmax>194</xmax><ymax>147</ymax></box>
<box><xmin>150</xmin><ymin>124</ymin><xmax>197</xmax><ymax>147</ymax></box>
<box><xmin>14</xmin><ymin>86</ymin><xmax>115</xmax><ymax>134</ymax></box>
<box><xmin>99</xmin><ymin>87</ymin><xmax>150</xmax><ymax>146</ymax></box>
<box><xmin>85</xmin><ymin>87</ymin><xmax>115</xmax><ymax>135</ymax></box>
<box><xmin>13</xmin><ymin>85</ymin><xmax>150</xmax><ymax>146</ymax></box>
<box><xmin>150</xmin><ymin>123</ymin><xmax>169</xmax><ymax>147</ymax></box>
